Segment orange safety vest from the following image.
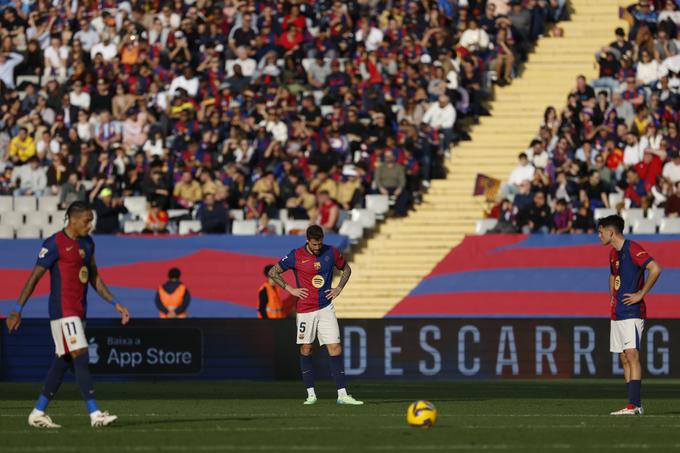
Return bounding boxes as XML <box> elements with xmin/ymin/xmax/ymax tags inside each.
<box><xmin>158</xmin><ymin>283</ymin><xmax>188</xmax><ymax>318</ymax></box>
<box><xmin>258</xmin><ymin>282</ymin><xmax>285</xmax><ymax>319</ymax></box>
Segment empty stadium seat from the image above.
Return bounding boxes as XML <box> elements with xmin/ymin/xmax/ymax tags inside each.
<box><xmin>475</xmin><ymin>219</ymin><xmax>497</xmax><ymax>234</ymax></box>
<box><xmin>593</xmin><ymin>208</ymin><xmax>616</xmax><ymax>220</ymax></box>
<box><xmin>232</xmin><ymin>220</ymin><xmax>258</xmax><ymax>235</ymax></box>
<box><xmin>621</xmin><ymin>209</ymin><xmax>644</xmax><ymax>230</ymax></box>
<box><xmin>268</xmin><ymin>219</ymin><xmax>283</xmax><ymax>235</ymax></box>
<box><xmin>351</xmin><ymin>209</ymin><xmax>376</xmax><ymax>229</ymax></box>
<box><xmin>608</xmin><ymin>192</ymin><xmax>623</xmax><ymax>208</ymax></box>
<box><xmin>38</xmin><ymin>196</ymin><xmax>60</xmax><ymax>213</ymax></box>
<box><xmin>123</xmin><ymin>196</ymin><xmax>147</xmax><ymax>219</ymax></box>
<box><xmin>167</xmin><ymin>209</ymin><xmax>190</xmax><ymax>219</ymax></box>
<box><xmin>179</xmin><ymin>220</ymin><xmax>202</xmax><ymax>235</ymax></box>
<box><xmin>646</xmin><ymin>208</ymin><xmax>665</xmax><ymax>225</ymax></box>
<box><xmin>659</xmin><ymin>218</ymin><xmax>680</xmax><ymax>234</ymax></box>
<box><xmin>284</xmin><ymin>219</ymin><xmax>310</xmax><ymax>234</ymax></box>
<box><xmin>230</xmin><ymin>209</ymin><xmax>245</xmax><ymax>221</ymax></box>
<box><xmin>632</xmin><ymin>218</ymin><xmax>657</xmax><ymax>234</ymax></box>
<box><xmin>50</xmin><ymin>211</ymin><xmax>66</xmax><ymax>225</ymax></box>
<box><xmin>16</xmin><ymin>225</ymin><xmax>41</xmax><ymax>238</ymax></box>
<box><xmin>123</xmin><ymin>220</ymin><xmax>145</xmax><ymax>234</ymax></box>
<box><xmin>13</xmin><ymin>196</ymin><xmax>36</xmax><ymax>212</ymax></box>
<box><xmin>1</xmin><ymin>211</ymin><xmax>24</xmax><ymax>228</ymax></box>
<box><xmin>0</xmin><ymin>225</ymin><xmax>14</xmax><ymax>239</ymax></box>
<box><xmin>25</xmin><ymin>211</ymin><xmax>51</xmax><ymax>227</ymax></box>
<box><xmin>365</xmin><ymin>195</ymin><xmax>390</xmax><ymax>218</ymax></box>
<box><xmin>278</xmin><ymin>209</ymin><xmax>289</xmax><ymax>222</ymax></box>
<box><xmin>0</xmin><ymin>196</ymin><xmax>12</xmax><ymax>212</ymax></box>
<box><xmin>339</xmin><ymin>220</ymin><xmax>363</xmax><ymax>243</ymax></box>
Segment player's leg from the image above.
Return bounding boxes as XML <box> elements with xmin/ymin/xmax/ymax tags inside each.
<box><xmin>297</xmin><ymin>310</ymin><xmax>318</xmax><ymax>404</ymax></box>
<box><xmin>61</xmin><ymin>317</ymin><xmax>118</xmax><ymax>426</ymax></box>
<box><xmin>29</xmin><ymin>320</ymin><xmax>74</xmax><ymax>428</ymax></box>
<box><xmin>318</xmin><ymin>305</ymin><xmax>363</xmax><ymax>405</ymax></box>
<box><xmin>610</xmin><ymin>319</ymin><xmax>644</xmax><ymax>415</ymax></box>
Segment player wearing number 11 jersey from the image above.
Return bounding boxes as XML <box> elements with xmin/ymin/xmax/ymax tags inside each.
<box><xmin>268</xmin><ymin>225</ymin><xmax>363</xmax><ymax>406</ymax></box>
<box><xmin>5</xmin><ymin>202</ymin><xmax>131</xmax><ymax>429</ymax></box>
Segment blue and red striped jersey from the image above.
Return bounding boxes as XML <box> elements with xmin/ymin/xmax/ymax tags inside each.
<box><xmin>36</xmin><ymin>231</ymin><xmax>95</xmax><ymax>320</ymax></box>
<box><xmin>278</xmin><ymin>244</ymin><xmax>346</xmax><ymax>313</ymax></box>
<box><xmin>609</xmin><ymin>240</ymin><xmax>653</xmax><ymax>320</ymax></box>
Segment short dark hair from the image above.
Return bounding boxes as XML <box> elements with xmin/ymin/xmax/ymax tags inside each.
<box><xmin>65</xmin><ymin>201</ymin><xmax>91</xmax><ymax>220</ymax></box>
<box><xmin>597</xmin><ymin>215</ymin><xmax>625</xmax><ymax>234</ymax></box>
<box><xmin>306</xmin><ymin>225</ymin><xmax>324</xmax><ymax>241</ymax></box>
<box><xmin>264</xmin><ymin>264</ymin><xmax>274</xmax><ymax>277</ymax></box>
<box><xmin>168</xmin><ymin>268</ymin><xmax>181</xmax><ymax>279</ymax></box>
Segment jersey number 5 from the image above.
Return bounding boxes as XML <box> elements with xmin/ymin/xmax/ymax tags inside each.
<box><xmin>299</xmin><ymin>322</ymin><xmax>306</xmax><ymax>333</ymax></box>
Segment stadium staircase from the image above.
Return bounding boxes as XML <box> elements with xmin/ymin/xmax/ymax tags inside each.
<box><xmin>335</xmin><ymin>0</ymin><xmax>627</xmax><ymax>318</ymax></box>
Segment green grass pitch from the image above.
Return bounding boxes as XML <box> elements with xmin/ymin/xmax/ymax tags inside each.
<box><xmin>2</xmin><ymin>380</ymin><xmax>680</xmax><ymax>452</ymax></box>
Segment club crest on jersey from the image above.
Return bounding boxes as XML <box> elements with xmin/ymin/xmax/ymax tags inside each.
<box><xmin>298</xmin><ymin>333</ymin><xmax>305</xmax><ymax>340</ymax></box>
<box><xmin>616</xmin><ymin>260</ymin><xmax>620</xmax><ymax>269</ymax></box>
<box><xmin>614</xmin><ymin>275</ymin><xmax>621</xmax><ymax>290</ymax></box>
<box><xmin>314</xmin><ymin>261</ymin><xmax>321</xmax><ymax>270</ymax></box>
<box><xmin>79</xmin><ymin>266</ymin><xmax>89</xmax><ymax>284</ymax></box>
<box><xmin>311</xmin><ymin>275</ymin><xmax>325</xmax><ymax>288</ymax></box>
<box><xmin>70</xmin><ymin>336</ymin><xmax>77</xmax><ymax>344</ymax></box>
<box><xmin>79</xmin><ymin>249</ymin><xmax>85</xmax><ymax>258</ymax></box>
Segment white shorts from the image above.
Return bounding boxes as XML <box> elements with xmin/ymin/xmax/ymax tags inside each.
<box><xmin>50</xmin><ymin>316</ymin><xmax>88</xmax><ymax>357</ymax></box>
<box><xmin>296</xmin><ymin>304</ymin><xmax>340</xmax><ymax>346</ymax></box>
<box><xmin>610</xmin><ymin>319</ymin><xmax>645</xmax><ymax>353</ymax></box>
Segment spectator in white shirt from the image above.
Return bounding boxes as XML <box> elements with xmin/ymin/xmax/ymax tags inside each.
<box><xmin>636</xmin><ymin>49</ymin><xmax>659</xmax><ymax>86</ymax></box>
<box><xmin>12</xmin><ymin>157</ymin><xmax>47</xmax><ymax>196</ymax></box>
<box><xmin>355</xmin><ymin>19</ymin><xmax>384</xmax><ymax>52</ymax></box>
<box><xmin>502</xmin><ymin>152</ymin><xmax>535</xmax><ymax>197</ymax></box>
<box><xmin>90</xmin><ymin>33</ymin><xmax>118</xmax><ymax>62</ymax></box>
<box><xmin>225</xmin><ymin>46</ymin><xmax>256</xmax><ymax>77</ymax></box>
<box><xmin>459</xmin><ymin>19</ymin><xmax>490</xmax><ymax>53</ymax></box>
<box><xmin>623</xmin><ymin>132</ymin><xmax>644</xmax><ymax>167</ymax></box>
<box><xmin>169</xmin><ymin>67</ymin><xmax>199</xmax><ymax>98</ymax></box>
<box><xmin>260</xmin><ymin>111</ymin><xmax>288</xmax><ymax>143</ymax></box>
<box><xmin>662</xmin><ymin>151</ymin><xmax>680</xmax><ymax>184</ymax></box>
<box><xmin>69</xmin><ymin>80</ymin><xmax>91</xmax><ymax>111</ymax></box>
<box><xmin>0</xmin><ymin>52</ymin><xmax>23</xmax><ymax>88</ymax></box>
<box><xmin>44</xmin><ymin>37</ymin><xmax>69</xmax><ymax>83</ymax></box>
<box><xmin>74</xmin><ymin>20</ymin><xmax>100</xmax><ymax>52</ymax></box>
<box><xmin>422</xmin><ymin>94</ymin><xmax>457</xmax><ymax>153</ymax></box>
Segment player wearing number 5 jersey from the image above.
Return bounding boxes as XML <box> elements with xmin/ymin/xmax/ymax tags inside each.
<box><xmin>5</xmin><ymin>201</ymin><xmax>131</xmax><ymax>429</ymax></box>
<box><xmin>269</xmin><ymin>225</ymin><xmax>363</xmax><ymax>406</ymax></box>
<box><xmin>597</xmin><ymin>215</ymin><xmax>662</xmax><ymax>416</ymax></box>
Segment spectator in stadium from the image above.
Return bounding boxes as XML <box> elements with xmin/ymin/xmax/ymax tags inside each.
<box><xmin>552</xmin><ymin>199</ymin><xmax>574</xmax><ymax>234</ymax></box>
<box><xmin>197</xmin><ymin>192</ymin><xmax>228</xmax><ymax>234</ymax></box>
<box><xmin>520</xmin><ymin>191</ymin><xmax>552</xmax><ymax>234</ymax></box>
<box><xmin>663</xmin><ymin>150</ymin><xmax>680</xmax><ymax>184</ymax></box>
<box><xmin>580</xmin><ymin>170</ymin><xmax>610</xmax><ymax>209</ymax></box>
<box><xmin>11</xmin><ymin>156</ymin><xmax>46</xmax><ymax>197</ymax></box>
<box><xmin>665</xmin><ymin>181</ymin><xmax>680</xmax><ymax>217</ymax></box>
<box><xmin>316</xmin><ymin>190</ymin><xmax>340</xmax><ymax>232</ymax></box>
<box><xmin>375</xmin><ymin>149</ymin><xmax>409</xmax><ymax>217</ymax></box>
<box><xmin>488</xmin><ymin>199</ymin><xmax>518</xmax><ymax>233</ymax></box>
<box><xmin>502</xmin><ymin>153</ymin><xmax>535</xmax><ymax>197</ymax></box>
<box><xmin>8</xmin><ymin>127</ymin><xmax>36</xmax><ymax>165</ymax></box>
<box><xmin>173</xmin><ymin>170</ymin><xmax>202</xmax><ymax>209</ymax></box>
<box><xmin>155</xmin><ymin>268</ymin><xmax>191</xmax><ymax>319</ymax></box>
<box><xmin>422</xmin><ymin>94</ymin><xmax>456</xmax><ymax>154</ymax></box>
<box><xmin>93</xmin><ymin>188</ymin><xmax>128</xmax><ymax>235</ymax></box>
<box><xmin>143</xmin><ymin>200</ymin><xmax>169</xmax><ymax>235</ymax></box>
<box><xmin>258</xmin><ymin>264</ymin><xmax>287</xmax><ymax>319</ymax></box>
<box><xmin>572</xmin><ymin>204</ymin><xmax>596</xmax><ymax>233</ymax></box>
<box><xmin>58</xmin><ymin>172</ymin><xmax>86</xmax><ymax>210</ymax></box>
<box><xmin>286</xmin><ymin>183</ymin><xmax>318</xmax><ymax>220</ymax></box>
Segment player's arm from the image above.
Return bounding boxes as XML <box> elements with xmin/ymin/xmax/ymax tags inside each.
<box><xmin>326</xmin><ymin>262</ymin><xmax>351</xmax><ymax>300</ymax></box>
<box><xmin>623</xmin><ymin>260</ymin><xmax>663</xmax><ymax>305</ymax></box>
<box><xmin>89</xmin><ymin>255</ymin><xmax>131</xmax><ymax>324</ymax></box>
<box><xmin>6</xmin><ymin>265</ymin><xmax>47</xmax><ymax>333</ymax></box>
<box><xmin>609</xmin><ymin>274</ymin><xmax>615</xmax><ymax>307</ymax></box>
<box><xmin>268</xmin><ymin>263</ymin><xmax>308</xmax><ymax>299</ymax></box>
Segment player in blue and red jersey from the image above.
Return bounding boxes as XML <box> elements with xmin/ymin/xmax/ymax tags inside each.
<box><xmin>5</xmin><ymin>201</ymin><xmax>131</xmax><ymax>428</ymax></box>
<box><xmin>269</xmin><ymin>225</ymin><xmax>363</xmax><ymax>406</ymax></box>
<box><xmin>598</xmin><ymin>215</ymin><xmax>662</xmax><ymax>415</ymax></box>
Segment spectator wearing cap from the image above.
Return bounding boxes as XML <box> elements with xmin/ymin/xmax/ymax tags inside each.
<box><xmin>11</xmin><ymin>156</ymin><xmax>46</xmax><ymax>196</ymax></box>
<box><xmin>422</xmin><ymin>94</ymin><xmax>456</xmax><ymax>154</ymax></box>
<box><xmin>93</xmin><ymin>187</ymin><xmax>129</xmax><ymax>235</ymax></box>
<box><xmin>663</xmin><ymin>150</ymin><xmax>680</xmax><ymax>184</ymax></box>
<box><xmin>197</xmin><ymin>192</ymin><xmax>228</xmax><ymax>234</ymax></box>
<box><xmin>8</xmin><ymin>127</ymin><xmax>36</xmax><ymax>164</ymax></box>
<box><xmin>375</xmin><ymin>149</ymin><xmax>409</xmax><ymax>217</ymax></box>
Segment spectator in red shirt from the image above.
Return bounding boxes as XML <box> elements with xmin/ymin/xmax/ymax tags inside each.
<box><xmin>316</xmin><ymin>190</ymin><xmax>339</xmax><ymax>233</ymax></box>
<box><xmin>635</xmin><ymin>148</ymin><xmax>663</xmax><ymax>187</ymax></box>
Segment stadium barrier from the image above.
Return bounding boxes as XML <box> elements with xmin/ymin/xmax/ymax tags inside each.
<box><xmin>1</xmin><ymin>319</ymin><xmax>675</xmax><ymax>381</ymax></box>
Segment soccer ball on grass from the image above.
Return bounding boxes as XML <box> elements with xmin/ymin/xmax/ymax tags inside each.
<box><xmin>406</xmin><ymin>400</ymin><xmax>437</xmax><ymax>428</ymax></box>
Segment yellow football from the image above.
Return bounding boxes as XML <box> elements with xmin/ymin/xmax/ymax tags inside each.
<box><xmin>406</xmin><ymin>400</ymin><xmax>437</xmax><ymax>428</ymax></box>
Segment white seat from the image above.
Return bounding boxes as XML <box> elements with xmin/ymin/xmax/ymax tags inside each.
<box><xmin>41</xmin><ymin>223</ymin><xmax>62</xmax><ymax>238</ymax></box>
<box><xmin>278</xmin><ymin>208</ymin><xmax>289</xmax><ymax>222</ymax></box>
<box><xmin>659</xmin><ymin>218</ymin><xmax>680</xmax><ymax>234</ymax></box>
<box><xmin>339</xmin><ymin>220</ymin><xmax>364</xmax><ymax>243</ymax></box>
<box><xmin>475</xmin><ymin>219</ymin><xmax>497</xmax><ymax>234</ymax></box>
<box><xmin>81</xmin><ymin>180</ymin><xmax>94</xmax><ymax>191</ymax></box>
<box><xmin>13</xmin><ymin>196</ymin><xmax>37</xmax><ymax>212</ymax></box>
<box><xmin>167</xmin><ymin>209</ymin><xmax>190</xmax><ymax>218</ymax></box>
<box><xmin>179</xmin><ymin>220</ymin><xmax>202</xmax><ymax>235</ymax></box>
<box><xmin>232</xmin><ymin>219</ymin><xmax>258</xmax><ymax>235</ymax></box>
<box><xmin>0</xmin><ymin>225</ymin><xmax>14</xmax><ymax>238</ymax></box>
<box><xmin>50</xmin><ymin>211</ymin><xmax>66</xmax><ymax>225</ymax></box>
<box><xmin>365</xmin><ymin>195</ymin><xmax>390</xmax><ymax>217</ymax></box>
<box><xmin>593</xmin><ymin>208</ymin><xmax>616</xmax><ymax>220</ymax></box>
<box><xmin>123</xmin><ymin>196</ymin><xmax>148</xmax><ymax>219</ymax></box>
<box><xmin>16</xmin><ymin>225</ymin><xmax>41</xmax><ymax>238</ymax></box>
<box><xmin>123</xmin><ymin>220</ymin><xmax>145</xmax><ymax>234</ymax></box>
<box><xmin>16</xmin><ymin>75</ymin><xmax>40</xmax><ymax>87</ymax></box>
<box><xmin>285</xmin><ymin>219</ymin><xmax>310</xmax><ymax>234</ymax></box>
<box><xmin>38</xmin><ymin>196</ymin><xmax>60</xmax><ymax>213</ymax></box>
<box><xmin>268</xmin><ymin>219</ymin><xmax>283</xmax><ymax>235</ymax></box>
<box><xmin>229</xmin><ymin>209</ymin><xmax>244</xmax><ymax>221</ymax></box>
<box><xmin>320</xmin><ymin>105</ymin><xmax>334</xmax><ymax>117</ymax></box>
<box><xmin>25</xmin><ymin>211</ymin><xmax>51</xmax><ymax>227</ymax></box>
<box><xmin>632</xmin><ymin>218</ymin><xmax>657</xmax><ymax>234</ymax></box>
<box><xmin>1</xmin><ymin>211</ymin><xmax>24</xmax><ymax>228</ymax></box>
<box><xmin>646</xmin><ymin>208</ymin><xmax>665</xmax><ymax>225</ymax></box>
<box><xmin>621</xmin><ymin>209</ymin><xmax>645</xmax><ymax>224</ymax></box>
<box><xmin>0</xmin><ymin>196</ymin><xmax>12</xmax><ymax>212</ymax></box>
<box><xmin>608</xmin><ymin>192</ymin><xmax>623</xmax><ymax>208</ymax></box>
<box><xmin>351</xmin><ymin>209</ymin><xmax>377</xmax><ymax>229</ymax></box>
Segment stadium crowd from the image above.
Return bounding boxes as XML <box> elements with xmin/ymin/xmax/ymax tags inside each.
<box><xmin>0</xmin><ymin>0</ymin><xmax>561</xmax><ymax>235</ymax></box>
<box><xmin>493</xmin><ymin>0</ymin><xmax>680</xmax><ymax>234</ymax></box>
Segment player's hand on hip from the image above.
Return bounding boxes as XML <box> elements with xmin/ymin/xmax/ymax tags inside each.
<box><xmin>325</xmin><ymin>287</ymin><xmax>342</xmax><ymax>300</ymax></box>
<box><xmin>6</xmin><ymin>311</ymin><xmax>21</xmax><ymax>333</ymax></box>
<box><xmin>115</xmin><ymin>303</ymin><xmax>131</xmax><ymax>325</ymax></box>
<box><xmin>622</xmin><ymin>291</ymin><xmax>643</xmax><ymax>305</ymax></box>
<box><xmin>289</xmin><ymin>287</ymin><xmax>309</xmax><ymax>299</ymax></box>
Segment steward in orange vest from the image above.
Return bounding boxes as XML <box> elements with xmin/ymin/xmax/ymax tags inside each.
<box><xmin>258</xmin><ymin>265</ymin><xmax>286</xmax><ymax>318</ymax></box>
<box><xmin>155</xmin><ymin>268</ymin><xmax>191</xmax><ymax>318</ymax></box>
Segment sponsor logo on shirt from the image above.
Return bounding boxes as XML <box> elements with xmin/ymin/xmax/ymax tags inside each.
<box><xmin>311</xmin><ymin>275</ymin><xmax>325</xmax><ymax>288</ymax></box>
